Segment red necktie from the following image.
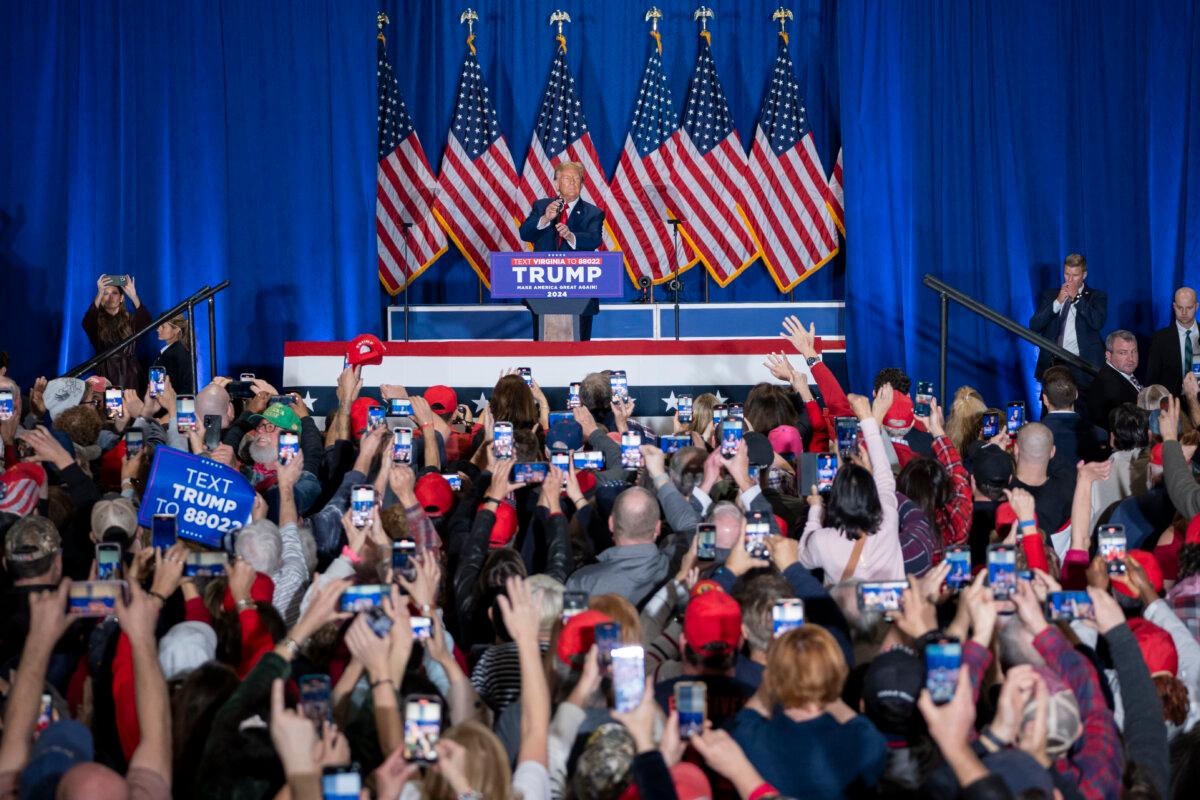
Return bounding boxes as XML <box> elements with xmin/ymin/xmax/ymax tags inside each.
<box><xmin>557</xmin><ymin>203</ymin><xmax>568</xmax><ymax>248</ymax></box>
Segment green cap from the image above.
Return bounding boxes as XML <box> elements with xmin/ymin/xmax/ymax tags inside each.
<box><xmin>248</xmin><ymin>403</ymin><xmax>301</xmax><ymax>434</ymax></box>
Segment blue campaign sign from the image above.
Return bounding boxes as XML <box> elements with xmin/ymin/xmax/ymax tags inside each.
<box><xmin>489</xmin><ymin>251</ymin><xmax>625</xmax><ymax>299</ymax></box>
<box><xmin>136</xmin><ymin>446</ymin><xmax>255</xmax><ymax>548</ymax></box>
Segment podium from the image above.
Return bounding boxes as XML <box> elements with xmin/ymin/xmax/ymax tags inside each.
<box><xmin>489</xmin><ymin>251</ymin><xmax>624</xmax><ymax>342</ymax></box>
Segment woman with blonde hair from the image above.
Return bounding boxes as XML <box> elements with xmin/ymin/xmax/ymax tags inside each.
<box><xmin>945</xmin><ymin>385</ymin><xmax>986</xmax><ymax>455</ymax></box>
<box><xmin>152</xmin><ymin>313</ymin><xmax>194</xmax><ymax>394</ymax></box>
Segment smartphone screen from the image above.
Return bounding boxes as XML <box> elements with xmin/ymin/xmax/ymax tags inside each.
<box><xmin>744</xmin><ymin>513</ymin><xmax>770</xmax><ymax>559</ymax></box>
<box><xmin>0</xmin><ymin>390</ymin><xmax>13</xmax><ymax>421</ymax></box>
<box><xmin>857</xmin><ymin>581</ymin><xmax>907</xmax><ymax>613</ymax></box>
<box><xmin>321</xmin><ymin>767</ymin><xmax>361</xmax><ymax>800</ymax></box>
<box><xmin>512</xmin><ymin>462</ymin><xmax>549</xmax><ymax>484</ymax></box>
<box><xmin>392</xmin><ymin>427</ymin><xmax>413</xmax><ymax>464</ymax></box>
<box><xmin>149</xmin><ymin>367</ymin><xmax>166</xmax><ymax>397</ymax></box>
<box><xmin>125</xmin><ymin>429</ymin><xmax>144</xmax><ymax>457</ymax></box>
<box><xmin>572</xmin><ymin>450</ymin><xmax>604</xmax><ymax>470</ymax></box>
<box><xmin>1006</xmin><ymin>402</ymin><xmax>1026</xmax><ymax>435</ymax></box>
<box><xmin>67</xmin><ymin>581</ymin><xmax>128</xmax><ymax>617</ymax></box>
<box><xmin>410</xmin><ymin>615</ymin><xmax>432</xmax><ymax>640</ymax></box>
<box><xmin>609</xmin><ymin>370</ymin><xmax>628</xmax><ymax>399</ymax></box>
<box><xmin>176</xmin><ymin>396</ymin><xmax>196</xmax><ymax>432</ymax></box>
<box><xmin>595</xmin><ymin>621</ymin><xmax>621</xmax><ymax>667</ymax></box>
<box><xmin>548</xmin><ymin>411</ymin><xmax>573</xmax><ymax>428</ymax></box>
<box><xmin>816</xmin><ymin>452</ymin><xmax>837</xmax><ymax>493</ymax></box>
<box><xmin>551</xmin><ymin>453</ymin><xmax>569</xmax><ymax>488</ymax></box>
<box><xmin>772</xmin><ymin>598</ymin><xmax>805</xmax><ymax>637</ymax></box>
<box><xmin>925</xmin><ymin>638</ymin><xmax>962</xmax><ymax>705</ymax></box>
<box><xmin>518</xmin><ymin>366</ymin><xmax>532</xmax><ymax>385</ymax></box>
<box><xmin>677</xmin><ymin>394</ymin><xmax>693</xmax><ymax>423</ymax></box>
<box><xmin>620</xmin><ymin>431</ymin><xmax>643</xmax><ymax>469</ymax></box>
<box><xmin>441</xmin><ymin>473</ymin><xmax>462</xmax><ymax>490</ymax></box>
<box><xmin>367</xmin><ymin>405</ymin><xmax>386</xmax><ymax>431</ymax></box>
<box><xmin>105</xmin><ymin>388</ymin><xmax>123</xmax><ymax>420</ymax></box>
<box><xmin>239</xmin><ymin>372</ymin><xmax>256</xmax><ymax>381</ymax></box>
<box><xmin>350</xmin><ymin>485</ymin><xmax>375</xmax><ymax>528</ymax></box>
<box><xmin>278</xmin><ymin>432</ymin><xmax>300</xmax><ymax>464</ymax></box>
<box><xmin>835</xmin><ymin>416</ymin><xmax>859</xmax><ymax>459</ymax></box>
<box><xmin>675</xmin><ymin>681</ymin><xmax>706</xmax><ymax>738</ymax></box>
<box><xmin>184</xmin><ymin>551</ymin><xmax>228</xmax><ymax>577</ymax></box>
<box><xmin>945</xmin><ymin>546</ymin><xmax>971</xmax><ymax>590</ymax></box>
<box><xmin>728</xmin><ymin>403</ymin><xmax>744</xmax><ymax>420</ymax></box>
<box><xmin>712</xmin><ymin>403</ymin><xmax>728</xmax><ymax>422</ymax></box>
<box><xmin>1047</xmin><ymin>590</ymin><xmax>1095</xmax><ymax>622</ymax></box>
<box><xmin>611</xmin><ymin>645</ymin><xmax>645</xmax><ymax>712</ymax></box>
<box><xmin>1098</xmin><ymin>526</ymin><xmax>1127</xmax><ymax>575</ymax></box>
<box><xmin>338</xmin><ymin>584</ymin><xmax>386</xmax><ymax>612</ymax></box>
<box><xmin>696</xmin><ymin>523</ymin><xmax>717</xmax><ymax>560</ymax></box>
<box><xmin>389</xmin><ymin>398</ymin><xmax>414</xmax><ymax>417</ymax></box>
<box><xmin>151</xmin><ymin>514</ymin><xmax>176</xmax><ymax>549</ymax></box>
<box><xmin>493</xmin><ymin>421</ymin><xmax>514</xmax><ymax>460</ymax></box>
<box><xmin>35</xmin><ymin>693</ymin><xmax>54</xmax><ymax>735</ymax></box>
<box><xmin>915</xmin><ymin>381</ymin><xmax>935</xmax><ymax>418</ymax></box>
<box><xmin>567</xmin><ymin>382</ymin><xmax>582</xmax><ymax>409</ymax></box>
<box><xmin>403</xmin><ymin>696</ymin><xmax>442</xmax><ymax>763</ymax></box>
<box><xmin>391</xmin><ymin>539</ymin><xmax>417</xmax><ymax>581</ymax></box>
<box><xmin>96</xmin><ymin>543</ymin><xmax>121</xmax><ymax>580</ymax></box>
<box><xmin>660</xmin><ymin>434</ymin><xmax>689</xmax><ymax>454</ymax></box>
<box><xmin>720</xmin><ymin>419</ymin><xmax>743</xmax><ymax>458</ymax></box>
<box><xmin>987</xmin><ymin>544</ymin><xmax>1017</xmax><ymax>599</ymax></box>
<box><xmin>299</xmin><ymin>674</ymin><xmax>332</xmax><ymax>724</ymax></box>
<box><xmin>562</xmin><ymin>591</ymin><xmax>588</xmax><ymax>624</ymax></box>
<box><xmin>981</xmin><ymin>411</ymin><xmax>1000</xmax><ymax>438</ymax></box>
<box><xmin>203</xmin><ymin>414</ymin><xmax>222</xmax><ymax>451</ymax></box>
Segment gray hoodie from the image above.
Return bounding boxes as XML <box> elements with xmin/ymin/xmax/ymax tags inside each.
<box><xmin>565</xmin><ymin>542</ymin><xmax>670</xmax><ymax>607</ymax></box>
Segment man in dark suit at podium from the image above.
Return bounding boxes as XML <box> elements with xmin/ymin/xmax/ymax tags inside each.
<box><xmin>1029</xmin><ymin>253</ymin><xmax>1107</xmax><ymax>389</ymax></box>
<box><xmin>519</xmin><ymin>161</ymin><xmax>606</xmax><ymax>339</ymax></box>
<box><xmin>1144</xmin><ymin>286</ymin><xmax>1198</xmax><ymax>397</ymax></box>
<box><xmin>519</xmin><ymin>161</ymin><xmax>605</xmax><ymax>251</ymax></box>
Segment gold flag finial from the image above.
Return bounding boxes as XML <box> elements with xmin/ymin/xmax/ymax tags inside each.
<box><xmin>549</xmin><ymin>10</ymin><xmax>572</xmax><ymax>51</ymax></box>
<box><xmin>460</xmin><ymin>9</ymin><xmax>479</xmax><ymax>54</ymax></box>
<box><xmin>772</xmin><ymin>7</ymin><xmax>793</xmax><ymax>44</ymax></box>
<box><xmin>694</xmin><ymin>6</ymin><xmax>713</xmax><ymax>45</ymax></box>
<box><xmin>645</xmin><ymin>7</ymin><xmax>663</xmax><ymax>53</ymax></box>
<box><xmin>377</xmin><ymin>11</ymin><xmax>389</xmax><ymax>42</ymax></box>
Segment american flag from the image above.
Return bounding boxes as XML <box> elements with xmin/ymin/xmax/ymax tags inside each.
<box><xmin>433</xmin><ymin>47</ymin><xmax>523</xmax><ymax>287</ymax></box>
<box><xmin>744</xmin><ymin>37</ymin><xmax>839</xmax><ymax>292</ymax></box>
<box><xmin>828</xmin><ymin>147</ymin><xmax>844</xmax><ymax>233</ymax></box>
<box><xmin>517</xmin><ymin>44</ymin><xmax>618</xmax><ymax>251</ymax></box>
<box><xmin>609</xmin><ymin>38</ymin><xmax>695</xmax><ymax>284</ymax></box>
<box><xmin>672</xmin><ymin>33</ymin><xmax>759</xmax><ymax>286</ymax></box>
<box><xmin>376</xmin><ymin>37</ymin><xmax>446</xmax><ymax>293</ymax></box>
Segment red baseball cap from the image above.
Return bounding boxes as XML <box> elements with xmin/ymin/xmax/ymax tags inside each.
<box><xmin>346</xmin><ymin>333</ymin><xmax>385</xmax><ymax>367</ymax></box>
<box><xmin>424</xmin><ymin>385</ymin><xmax>457</xmax><ymax>415</ymax></box>
<box><xmin>415</xmin><ymin>473</ymin><xmax>454</xmax><ymax>518</ymax></box>
<box><xmin>619</xmin><ymin>762</ymin><xmax>712</xmax><ymax>800</ymax></box>
<box><xmin>768</xmin><ymin>424</ymin><xmax>805</xmax><ymax>457</ymax></box>
<box><xmin>481</xmin><ymin>500</ymin><xmax>518</xmax><ymax>547</ymax></box>
<box><xmin>574</xmin><ymin>468</ymin><xmax>597</xmax><ymax>496</ymax></box>
<box><xmin>556</xmin><ymin>610</ymin><xmax>613</xmax><ymax>666</ymax></box>
<box><xmin>683</xmin><ymin>589</ymin><xmax>742</xmax><ymax>654</ymax></box>
<box><xmin>774</xmin><ymin>514</ymin><xmax>789</xmax><ymax>537</ymax></box>
<box><xmin>689</xmin><ymin>578</ymin><xmax>724</xmax><ymax>599</ymax></box>
<box><xmin>350</xmin><ymin>397</ymin><xmax>383</xmax><ymax>440</ymax></box>
<box><xmin>994</xmin><ymin>502</ymin><xmax>1039</xmax><ymax>533</ymax></box>
<box><xmin>1186</xmin><ymin>513</ymin><xmax>1200</xmax><ymax>546</ymax></box>
<box><xmin>1150</xmin><ymin>443</ymin><xmax>1164</xmax><ymax>467</ymax></box>
<box><xmin>1127</xmin><ymin>618</ymin><xmax>1178</xmax><ymax>677</ymax></box>
<box><xmin>883</xmin><ymin>393</ymin><xmax>915</xmax><ymax>432</ymax></box>
<box><xmin>0</xmin><ymin>463</ymin><xmax>46</xmax><ymax>517</ymax></box>
<box><xmin>1112</xmin><ymin>549</ymin><xmax>1165</xmax><ymax>598</ymax></box>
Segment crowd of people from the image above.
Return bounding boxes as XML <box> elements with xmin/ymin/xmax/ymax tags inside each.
<box><xmin>0</xmin><ymin>273</ymin><xmax>1199</xmax><ymax>800</ymax></box>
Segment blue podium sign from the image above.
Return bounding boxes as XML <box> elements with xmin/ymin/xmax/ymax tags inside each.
<box><xmin>489</xmin><ymin>251</ymin><xmax>624</xmax><ymax>299</ymax></box>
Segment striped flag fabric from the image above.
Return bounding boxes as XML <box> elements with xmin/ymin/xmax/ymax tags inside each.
<box><xmin>433</xmin><ymin>46</ymin><xmax>523</xmax><ymax>287</ymax></box>
<box><xmin>608</xmin><ymin>37</ymin><xmax>696</xmax><ymax>285</ymax></box>
<box><xmin>744</xmin><ymin>36</ymin><xmax>839</xmax><ymax>292</ymax></box>
<box><xmin>673</xmin><ymin>32</ymin><xmax>759</xmax><ymax>286</ymax></box>
<box><xmin>375</xmin><ymin>37</ymin><xmax>447</xmax><ymax>293</ymax></box>
<box><xmin>517</xmin><ymin>43</ymin><xmax>619</xmax><ymax>251</ymax></box>
<box><xmin>828</xmin><ymin>147</ymin><xmax>844</xmax><ymax>233</ymax></box>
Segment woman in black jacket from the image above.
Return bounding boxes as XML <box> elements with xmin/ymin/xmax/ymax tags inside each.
<box><xmin>152</xmin><ymin>313</ymin><xmax>194</xmax><ymax>395</ymax></box>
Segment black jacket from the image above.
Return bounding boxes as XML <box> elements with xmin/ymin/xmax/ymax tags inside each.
<box><xmin>1029</xmin><ymin>285</ymin><xmax>1107</xmax><ymax>379</ymax></box>
<box><xmin>1041</xmin><ymin>410</ymin><xmax>1103</xmax><ymax>473</ymax></box>
<box><xmin>1144</xmin><ymin>323</ymin><xmax>1195</xmax><ymax>397</ymax></box>
<box><xmin>518</xmin><ymin>197</ymin><xmax>605</xmax><ymax>252</ymax></box>
<box><xmin>152</xmin><ymin>340</ymin><xmax>194</xmax><ymax>394</ymax></box>
<box><xmin>1085</xmin><ymin>363</ymin><xmax>1140</xmax><ymax>429</ymax></box>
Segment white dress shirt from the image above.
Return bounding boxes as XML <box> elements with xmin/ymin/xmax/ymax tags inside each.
<box><xmin>1052</xmin><ymin>298</ymin><xmax>1080</xmax><ymax>355</ymax></box>
<box><xmin>536</xmin><ymin>198</ymin><xmax>578</xmax><ymax>248</ymax></box>
<box><xmin>1177</xmin><ymin>321</ymin><xmax>1199</xmax><ymax>374</ymax></box>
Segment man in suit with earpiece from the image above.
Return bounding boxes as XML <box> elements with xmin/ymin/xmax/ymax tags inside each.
<box><xmin>1029</xmin><ymin>253</ymin><xmax>1107</xmax><ymax>390</ymax></box>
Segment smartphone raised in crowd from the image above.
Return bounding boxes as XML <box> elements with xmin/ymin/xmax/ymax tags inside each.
<box><xmin>772</xmin><ymin>598</ymin><xmax>805</xmax><ymax>637</ymax></box>
<box><xmin>151</xmin><ymin>514</ymin><xmax>176</xmax><ymax>549</ymax></box>
<box><xmin>321</xmin><ymin>766</ymin><xmax>361</xmax><ymax>800</ymax></box>
<box><xmin>567</xmin><ymin>382</ymin><xmax>582</xmax><ymax>409</ymax></box>
<box><xmin>493</xmin><ymin>421</ymin><xmax>514</xmax><ymax>460</ymax></box>
<box><xmin>675</xmin><ymin>681</ymin><xmax>706</xmax><ymax>738</ymax></box>
<box><xmin>350</xmin><ymin>485</ymin><xmax>375</xmax><ymax>528</ymax></box>
<box><xmin>609</xmin><ymin>370</ymin><xmax>629</xmax><ymax>400</ymax></box>
<box><xmin>925</xmin><ymin>637</ymin><xmax>962</xmax><ymax>705</ymax></box>
<box><xmin>0</xmin><ymin>390</ymin><xmax>13</xmax><ymax>422</ymax></box>
<box><xmin>176</xmin><ymin>395</ymin><xmax>197</xmax><ymax>433</ymax></box>
<box><xmin>299</xmin><ymin>674</ymin><xmax>333</xmax><ymax>724</ymax></box>
<box><xmin>676</xmin><ymin>394</ymin><xmax>693</xmax><ymax>423</ymax></box>
<box><xmin>367</xmin><ymin>405</ymin><xmax>386</xmax><ymax>431</ymax></box>
<box><xmin>611</xmin><ymin>645</ymin><xmax>645</xmax><ymax>713</ymax></box>
<box><xmin>857</xmin><ymin>581</ymin><xmax>907</xmax><ymax>614</ymax></box>
<box><xmin>1098</xmin><ymin>525</ymin><xmax>1127</xmax><ymax>575</ymax></box>
<box><xmin>203</xmin><ymin>414</ymin><xmax>222</xmax><ymax>451</ymax></box>
<box><xmin>987</xmin><ymin>543</ymin><xmax>1017</xmax><ymax>600</ymax></box>
<box><xmin>572</xmin><ymin>451</ymin><xmax>605</xmax><ymax>471</ymax></box>
<box><xmin>620</xmin><ymin>431</ymin><xmax>643</xmax><ymax>469</ymax></box>
<box><xmin>403</xmin><ymin>695</ymin><xmax>442</xmax><ymax>764</ymax></box>
<box><xmin>744</xmin><ymin>512</ymin><xmax>770</xmax><ymax>559</ymax></box>
<box><xmin>124</xmin><ymin>429</ymin><xmax>144</xmax><ymax>458</ymax></box>
<box><xmin>816</xmin><ymin>452</ymin><xmax>837</xmax><ymax>494</ymax></box>
<box><xmin>518</xmin><ymin>366</ymin><xmax>533</xmax><ymax>385</ymax></box>
<box><xmin>981</xmin><ymin>411</ymin><xmax>1001</xmax><ymax>439</ymax></box>
<box><xmin>914</xmin><ymin>381</ymin><xmax>935</xmax><ymax>418</ymax></box>
<box><xmin>945</xmin><ymin>546</ymin><xmax>971</xmax><ymax>590</ymax></box>
<box><xmin>835</xmin><ymin>416</ymin><xmax>859</xmax><ymax>459</ymax></box>
<box><xmin>149</xmin><ymin>367</ymin><xmax>166</xmax><ymax>397</ymax></box>
<box><xmin>105</xmin><ymin>388</ymin><xmax>123</xmax><ymax>420</ymax></box>
<box><xmin>1006</xmin><ymin>401</ymin><xmax>1026</xmax><ymax>435</ymax></box>
<box><xmin>696</xmin><ymin>523</ymin><xmax>717</xmax><ymax>561</ymax></box>
<box><xmin>392</xmin><ymin>539</ymin><xmax>417</xmax><ymax>582</ymax></box>
<box><xmin>720</xmin><ymin>418</ymin><xmax>743</xmax><ymax>458</ymax></box>
<box><xmin>278</xmin><ymin>432</ymin><xmax>299</xmax><ymax>464</ymax></box>
<box><xmin>95</xmin><ymin>543</ymin><xmax>121</xmax><ymax>580</ymax></box>
<box><xmin>392</xmin><ymin>427</ymin><xmax>413</xmax><ymax>464</ymax></box>
<box><xmin>561</xmin><ymin>591</ymin><xmax>588</xmax><ymax>624</ymax></box>
<box><xmin>1047</xmin><ymin>590</ymin><xmax>1095</xmax><ymax>622</ymax></box>
<box><xmin>512</xmin><ymin>461</ymin><xmax>549</xmax><ymax>484</ymax></box>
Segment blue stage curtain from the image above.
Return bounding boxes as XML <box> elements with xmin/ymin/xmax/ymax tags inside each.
<box><xmin>837</xmin><ymin>0</ymin><xmax>1200</xmax><ymax>403</ymax></box>
<box><xmin>2</xmin><ymin>0</ymin><xmax>1197</xmax><ymax>408</ymax></box>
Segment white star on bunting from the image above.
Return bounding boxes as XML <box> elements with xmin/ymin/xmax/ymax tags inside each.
<box><xmin>472</xmin><ymin>393</ymin><xmax>489</xmax><ymax>414</ymax></box>
<box><xmin>661</xmin><ymin>391</ymin><xmax>679</xmax><ymax>412</ymax></box>
<box><xmin>301</xmin><ymin>392</ymin><xmax>317</xmax><ymax>412</ymax></box>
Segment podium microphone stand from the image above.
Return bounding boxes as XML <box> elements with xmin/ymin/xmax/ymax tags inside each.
<box><xmin>667</xmin><ymin>216</ymin><xmax>684</xmax><ymax>340</ymax></box>
<box><xmin>399</xmin><ymin>221</ymin><xmax>414</xmax><ymax>341</ymax></box>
